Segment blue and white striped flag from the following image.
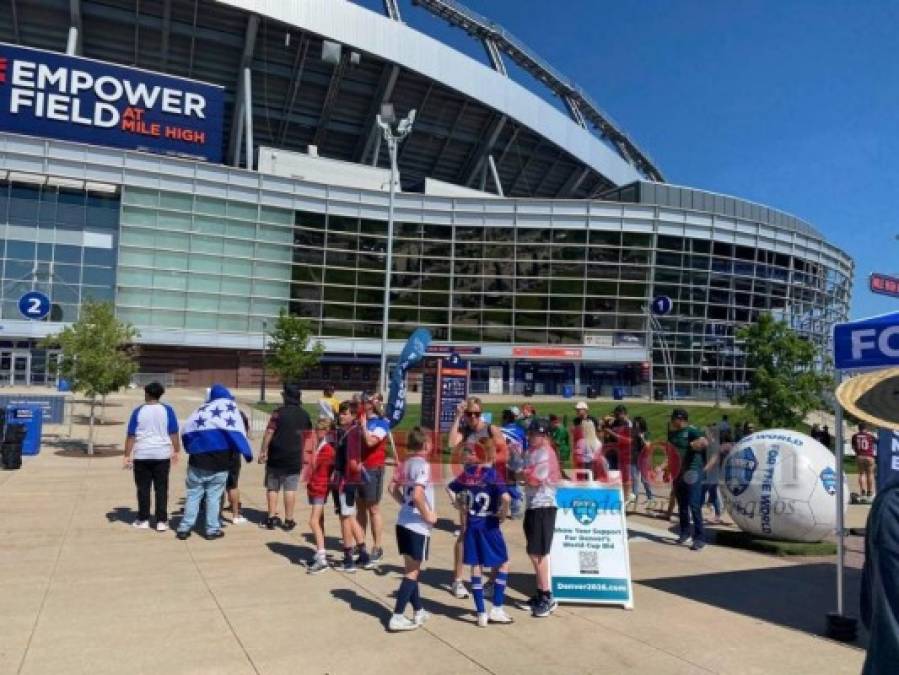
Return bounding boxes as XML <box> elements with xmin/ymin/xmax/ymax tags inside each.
<box><xmin>181</xmin><ymin>384</ymin><xmax>253</xmax><ymax>461</ymax></box>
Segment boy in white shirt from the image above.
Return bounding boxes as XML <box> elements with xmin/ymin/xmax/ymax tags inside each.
<box><xmin>387</xmin><ymin>427</ymin><xmax>437</xmax><ymax>631</ymax></box>
<box><xmin>122</xmin><ymin>382</ymin><xmax>181</xmax><ymax>531</ymax></box>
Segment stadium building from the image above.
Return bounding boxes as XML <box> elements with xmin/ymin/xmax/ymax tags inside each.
<box><xmin>0</xmin><ymin>0</ymin><xmax>852</xmax><ymax>396</ymax></box>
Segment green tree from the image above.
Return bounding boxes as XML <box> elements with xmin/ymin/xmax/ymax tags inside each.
<box><xmin>266</xmin><ymin>310</ymin><xmax>324</xmax><ymax>385</ymax></box>
<box><xmin>42</xmin><ymin>301</ymin><xmax>139</xmax><ymax>454</ymax></box>
<box><xmin>736</xmin><ymin>313</ymin><xmax>833</xmax><ymax>429</ymax></box>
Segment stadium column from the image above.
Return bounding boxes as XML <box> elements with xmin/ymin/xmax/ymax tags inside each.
<box><xmin>574</xmin><ymin>362</ymin><xmax>581</xmax><ymax>396</ymax></box>
<box><xmin>508</xmin><ymin>360</ymin><xmax>515</xmax><ymax>395</ymax></box>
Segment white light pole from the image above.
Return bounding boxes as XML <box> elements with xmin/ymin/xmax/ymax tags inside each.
<box><xmin>377</xmin><ymin>104</ymin><xmax>416</xmax><ymax>395</ymax></box>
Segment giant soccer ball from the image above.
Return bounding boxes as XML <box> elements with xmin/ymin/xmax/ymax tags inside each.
<box><xmin>719</xmin><ymin>429</ymin><xmax>848</xmax><ymax>543</ymax></box>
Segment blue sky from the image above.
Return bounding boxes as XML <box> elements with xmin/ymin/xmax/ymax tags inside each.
<box><xmin>358</xmin><ymin>0</ymin><xmax>897</xmax><ymax>319</ymax></box>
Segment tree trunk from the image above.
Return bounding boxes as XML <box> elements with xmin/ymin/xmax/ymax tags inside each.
<box><xmin>101</xmin><ymin>394</ymin><xmax>107</xmax><ymax>425</ymax></box>
<box><xmin>88</xmin><ymin>396</ymin><xmax>96</xmax><ymax>456</ymax></box>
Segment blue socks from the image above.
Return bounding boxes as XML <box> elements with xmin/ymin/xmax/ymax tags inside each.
<box><xmin>395</xmin><ymin>577</ymin><xmax>416</xmax><ymax>615</ymax></box>
<box><xmin>410</xmin><ymin>580</ymin><xmax>423</xmax><ymax>612</ymax></box>
<box><xmin>472</xmin><ymin>575</ymin><xmax>485</xmax><ymax>613</ymax></box>
<box><xmin>493</xmin><ymin>572</ymin><xmax>508</xmax><ymax>608</ymax></box>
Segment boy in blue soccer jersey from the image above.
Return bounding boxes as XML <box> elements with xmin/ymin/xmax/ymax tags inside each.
<box><xmin>387</xmin><ymin>427</ymin><xmax>437</xmax><ymax>632</ymax></box>
<box><xmin>448</xmin><ymin>437</ymin><xmax>514</xmax><ymax>627</ymax></box>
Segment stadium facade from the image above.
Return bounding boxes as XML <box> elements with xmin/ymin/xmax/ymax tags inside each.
<box><xmin>0</xmin><ymin>0</ymin><xmax>852</xmax><ymax>396</ymax></box>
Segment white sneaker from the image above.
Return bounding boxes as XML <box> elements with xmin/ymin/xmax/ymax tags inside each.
<box><xmin>132</xmin><ymin>520</ymin><xmax>150</xmax><ymax>529</ymax></box>
<box><xmin>231</xmin><ymin>515</ymin><xmax>247</xmax><ymax>525</ymax></box>
<box><xmin>488</xmin><ymin>607</ymin><xmax>514</xmax><ymax>624</ymax></box>
<box><xmin>155</xmin><ymin>521</ymin><xmax>169</xmax><ymax>532</ymax></box>
<box><xmin>388</xmin><ymin>614</ymin><xmax>418</xmax><ymax>632</ymax></box>
<box><xmin>413</xmin><ymin>609</ymin><xmax>430</xmax><ymax>626</ymax></box>
<box><xmin>452</xmin><ymin>580</ymin><xmax>469</xmax><ymax>599</ymax></box>
<box><xmin>477</xmin><ymin>612</ymin><xmax>489</xmax><ymax>627</ymax></box>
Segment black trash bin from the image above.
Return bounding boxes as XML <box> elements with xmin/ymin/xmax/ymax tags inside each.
<box><xmin>654</xmin><ymin>388</ymin><xmax>664</xmax><ymax>401</ymax></box>
<box><xmin>523</xmin><ymin>383</ymin><xmax>535</xmax><ymax>397</ymax></box>
<box><xmin>586</xmin><ymin>385</ymin><xmax>597</xmax><ymax>399</ymax></box>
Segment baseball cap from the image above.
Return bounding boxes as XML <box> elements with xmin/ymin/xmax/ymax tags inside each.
<box><xmin>671</xmin><ymin>408</ymin><xmax>689</xmax><ymax>421</ymax></box>
<box><xmin>528</xmin><ymin>418</ymin><xmax>550</xmax><ymax>435</ymax></box>
<box><xmin>509</xmin><ymin>406</ymin><xmax>521</xmax><ymax>418</ymax></box>
<box><xmin>575</xmin><ymin>401</ymin><xmax>589</xmax><ymax>411</ymax></box>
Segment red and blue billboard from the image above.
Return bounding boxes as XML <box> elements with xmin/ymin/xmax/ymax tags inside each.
<box><xmin>0</xmin><ymin>43</ymin><xmax>223</xmax><ymax>162</ymax></box>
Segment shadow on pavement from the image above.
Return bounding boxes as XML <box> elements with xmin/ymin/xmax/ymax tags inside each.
<box><xmin>106</xmin><ymin>506</ymin><xmax>136</xmax><ymax>523</ymax></box>
<box><xmin>331</xmin><ymin>589</ymin><xmax>389</xmax><ymax>628</ymax></box>
<box><xmin>638</xmin><ymin>562</ymin><xmax>869</xmax><ymax>647</ymax></box>
<box><xmin>267</xmin><ymin>541</ymin><xmax>315</xmax><ymax>565</ymax></box>
<box><xmin>301</xmin><ymin>531</ymin><xmax>344</xmax><ymax>551</ymax></box>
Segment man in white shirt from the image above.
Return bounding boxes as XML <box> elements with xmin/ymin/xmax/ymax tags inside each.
<box><xmin>123</xmin><ymin>382</ymin><xmax>181</xmax><ymax>532</ymax></box>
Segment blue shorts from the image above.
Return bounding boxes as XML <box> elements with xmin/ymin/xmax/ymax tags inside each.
<box><xmin>463</xmin><ymin>526</ymin><xmax>508</xmax><ymax>567</ymax></box>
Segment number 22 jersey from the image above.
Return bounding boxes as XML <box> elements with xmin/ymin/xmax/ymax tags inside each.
<box><xmin>448</xmin><ymin>465</ymin><xmax>508</xmax><ymax>531</ymax></box>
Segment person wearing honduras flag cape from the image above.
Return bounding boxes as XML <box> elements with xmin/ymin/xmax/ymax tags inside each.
<box><xmin>177</xmin><ymin>384</ymin><xmax>252</xmax><ymax>540</ymax></box>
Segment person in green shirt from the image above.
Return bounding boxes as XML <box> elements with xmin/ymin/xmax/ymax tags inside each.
<box><xmin>548</xmin><ymin>414</ymin><xmax>571</xmax><ymax>464</ymax></box>
<box><xmin>667</xmin><ymin>408</ymin><xmax>709</xmax><ymax>550</ymax></box>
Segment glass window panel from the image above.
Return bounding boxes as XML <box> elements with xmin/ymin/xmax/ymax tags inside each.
<box><xmin>158</xmin><ymin>191</ymin><xmax>192</xmax><ymax>211</ymax></box>
<box><xmin>53</xmin><ymin>263</ymin><xmax>81</xmax><ymax>285</ymax></box>
<box><xmin>261</xmin><ymin>205</ymin><xmax>293</xmax><ymax>225</ymax></box>
<box><xmin>153</xmin><ymin>269</ymin><xmax>187</xmax><ymax>291</ymax></box>
<box><xmin>516</xmin><ymin>295</ymin><xmax>548</xmax><ymax>311</ymax></box>
<box><xmin>37</xmin><ymin>187</ymin><xmax>58</xmax><ymax>223</ymax></box>
<box><xmin>50</xmin><ymin>284</ymin><xmax>79</xmax><ymax>304</ymax></box>
<box><xmin>227</xmin><ymin>201</ymin><xmax>257</xmax><ymax>221</ymax></box>
<box><xmin>118</xmin><ymin>289</ymin><xmax>150</xmax><ymax>306</ymax></box>
<box><xmin>195</xmin><ymin>196</ymin><xmax>227</xmax><ymax>216</ymax></box>
<box><xmin>123</xmin><ymin>188</ymin><xmax>158</xmax><ymax>207</ymax></box>
<box><xmin>228</xmin><ymin>259</ymin><xmax>252</xmax><ymax>276</ymax></box>
<box><xmin>218</xmin><ymin>315</ymin><xmax>249</xmax><ymax>331</ymax></box>
<box><xmin>193</xmin><ymin>215</ymin><xmax>226</xmax><ymax>236</ymax></box>
<box><xmin>155</xmin><ymin>251</ymin><xmax>188</xmax><ymax>270</ymax></box>
<box><xmin>54</xmin><ymin>244</ymin><xmax>82</xmax><ymax>264</ymax></box>
<box><xmin>188</xmin><ymin>275</ymin><xmax>221</xmax><ymax>294</ymax></box>
<box><xmin>356</xmin><ymin>270</ymin><xmax>383</xmax><ymax>287</ymax></box>
<box><xmin>192</xmin><ymin>235</ymin><xmax>223</xmax><ymax>256</ymax></box>
<box><xmin>8</xmin><ymin>185</ymin><xmax>40</xmax><ymax>225</ymax></box>
<box><xmin>550</xmin><ymin>295</ymin><xmax>582</xmax><ymax>312</ymax></box>
<box><xmin>186</xmin><ymin>313</ymin><xmax>218</xmax><ymax>330</ymax></box>
<box><xmin>223</xmin><ymin>239</ymin><xmax>252</xmax><ymax>257</ymax></box>
<box><xmin>121</xmin><ymin>206</ymin><xmax>157</xmax><ymax>227</ymax></box>
<box><xmin>115</xmin><ymin>308</ymin><xmax>142</xmax><ymax>325</ymax></box>
<box><xmin>7</xmin><ymin>240</ymin><xmax>35</xmax><ymax>260</ymax></box>
<box><xmin>355</xmin><ymin>305</ymin><xmax>383</xmax><ymax>322</ymax></box>
<box><xmin>224</xmin><ymin>295</ymin><xmax>251</xmax><ymax>314</ymax></box>
<box><xmin>257</xmin><ymin>243</ymin><xmax>291</xmax><ymax>262</ymax></box>
<box><xmin>189</xmin><ymin>256</ymin><xmax>222</xmax><ymax>274</ymax></box>
<box><xmin>225</xmin><ymin>220</ymin><xmax>255</xmax><ymax>239</ymax></box>
<box><xmin>328</xmin><ymin>215</ymin><xmax>358</xmax><ymax>233</ymax></box>
<box><xmin>323</xmin><ymin>285</ymin><xmax>355</xmax><ymax>303</ymax></box>
<box><xmin>423</xmin><ymin>224</ymin><xmax>451</xmax><ymax>241</ymax></box>
<box><xmin>323</xmin><ymin>303</ymin><xmax>355</xmax><ymax>321</ymax></box>
<box><xmin>221</xmin><ymin>276</ymin><xmax>252</xmax><ymax>295</ymax></box>
<box><xmin>322</xmin><ymin>320</ymin><xmax>354</xmax><ymax>337</ymax></box>
<box><xmin>120</xmin><ymin>228</ymin><xmax>155</xmax><ymax>247</ymax></box>
<box><xmin>151</xmin><ymin>290</ymin><xmax>186</xmax><ymax>310</ymax></box>
<box><xmin>55</xmin><ymin>190</ymin><xmax>85</xmax><ymax>227</ymax></box>
<box><xmin>82</xmin><ymin>267</ymin><xmax>114</xmax><ymax>286</ymax></box>
<box><xmin>251</xmin><ymin>299</ymin><xmax>285</xmax><ymax>316</ymax></box>
<box><xmin>190</xmin><ymin>294</ymin><xmax>220</xmax><ymax>311</ymax></box>
<box><xmin>151</xmin><ymin>310</ymin><xmax>184</xmax><ymax>327</ymax></box>
<box><xmin>296</xmin><ymin>226</ymin><xmax>325</xmax><ymax>248</ymax></box>
<box><xmin>116</xmin><ymin>268</ymin><xmax>147</xmax><ymax>287</ymax></box>
<box><xmin>254</xmin><ymin>261</ymin><xmax>288</xmax><ymax>279</ymax></box>
<box><xmin>36</xmin><ymin>243</ymin><xmax>52</xmax><ymax>261</ymax></box>
<box><xmin>355</xmin><ymin>288</ymin><xmax>383</xmax><ymax>305</ymax></box>
<box><xmin>254</xmin><ymin>280</ymin><xmax>289</xmax><ymax>298</ymax></box>
<box><xmin>158</xmin><ymin>232</ymin><xmax>189</xmax><ymax>251</ymax></box>
<box><xmin>258</xmin><ymin>224</ymin><xmax>292</xmax><ymax>245</ymax></box>
<box><xmin>292</xmin><ymin>283</ymin><xmax>322</xmax><ymax>301</ymax></box>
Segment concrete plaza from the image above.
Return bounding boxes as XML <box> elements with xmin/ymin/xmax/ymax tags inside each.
<box><xmin>0</xmin><ymin>389</ymin><xmax>868</xmax><ymax>674</ymax></box>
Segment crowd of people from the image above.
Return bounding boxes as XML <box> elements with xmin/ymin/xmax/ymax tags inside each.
<box><xmin>121</xmin><ymin>381</ymin><xmax>754</xmax><ymax>631</ymax></box>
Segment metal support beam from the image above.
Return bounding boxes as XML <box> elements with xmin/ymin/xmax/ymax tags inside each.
<box><xmin>396</xmin><ymin>82</ymin><xmax>433</xmax><ymax>162</ymax></box>
<box><xmin>460</xmin><ymin>114</ymin><xmax>507</xmax><ymax>185</ymax></box>
<box><xmin>227</xmin><ymin>15</ymin><xmax>259</xmax><ymax>167</ymax></box>
<box><xmin>564</xmin><ymin>94</ymin><xmax>587</xmax><ymax>129</ymax></box>
<box><xmin>383</xmin><ymin>0</ymin><xmax>402</xmax><ymax>21</ymax></box>
<box><xmin>483</xmin><ymin>37</ymin><xmax>507</xmax><ymax>76</ymax></box>
<box><xmin>68</xmin><ymin>0</ymin><xmax>82</xmax><ymax>54</ymax></box>
<box><xmin>428</xmin><ymin>99</ymin><xmax>468</xmax><ymax>177</ymax></box>
<box><xmin>532</xmin><ymin>151</ymin><xmax>565</xmax><ymax>196</ymax></box>
<box><xmin>9</xmin><ymin>0</ymin><xmax>21</xmax><ymax>43</ymax></box>
<box><xmin>312</xmin><ymin>53</ymin><xmax>348</xmax><ymax>148</ymax></box>
<box><xmin>487</xmin><ymin>154</ymin><xmax>504</xmax><ymax>197</ymax></box>
<box><xmin>556</xmin><ymin>166</ymin><xmax>591</xmax><ymax>198</ymax></box>
<box><xmin>159</xmin><ymin>0</ymin><xmax>172</xmax><ymax>70</ymax></box>
<box><xmin>276</xmin><ymin>36</ymin><xmax>310</xmax><ymax>145</ymax></box>
<box><xmin>508</xmin><ymin>141</ymin><xmax>543</xmax><ymax>196</ymax></box>
<box><xmin>356</xmin><ymin>64</ymin><xmax>401</xmax><ymax>163</ymax></box>
<box><xmin>243</xmin><ymin>67</ymin><xmax>254</xmax><ymax>170</ymax></box>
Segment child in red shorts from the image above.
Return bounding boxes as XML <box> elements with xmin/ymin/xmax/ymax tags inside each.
<box><xmin>307</xmin><ymin>418</ymin><xmax>335</xmax><ymax>574</ymax></box>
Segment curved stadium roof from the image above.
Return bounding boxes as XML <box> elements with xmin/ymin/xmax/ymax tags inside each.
<box><xmin>0</xmin><ymin>0</ymin><xmax>661</xmax><ymax>198</ymax></box>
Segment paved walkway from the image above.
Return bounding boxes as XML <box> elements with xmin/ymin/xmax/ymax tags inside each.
<box><xmin>0</xmin><ymin>389</ymin><xmax>868</xmax><ymax>675</ymax></box>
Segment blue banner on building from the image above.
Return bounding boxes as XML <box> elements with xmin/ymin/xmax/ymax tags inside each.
<box><xmin>876</xmin><ymin>430</ymin><xmax>899</xmax><ymax>492</ymax></box>
<box><xmin>0</xmin><ymin>43</ymin><xmax>223</xmax><ymax>162</ymax></box>
<box><xmin>386</xmin><ymin>328</ymin><xmax>432</xmax><ymax>428</ymax></box>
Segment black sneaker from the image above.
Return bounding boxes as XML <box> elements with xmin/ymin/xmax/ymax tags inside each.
<box><xmin>368</xmin><ymin>547</ymin><xmax>383</xmax><ymax>566</ymax></box>
<box><xmin>690</xmin><ymin>539</ymin><xmax>706</xmax><ymax>551</ymax></box>
<box><xmin>358</xmin><ymin>550</ymin><xmax>373</xmax><ymax>569</ymax></box>
<box><xmin>205</xmin><ymin>530</ymin><xmax>225</xmax><ymax>540</ymax></box>
<box><xmin>532</xmin><ymin>597</ymin><xmax>553</xmax><ymax>618</ymax></box>
<box><xmin>283</xmin><ymin>519</ymin><xmax>297</xmax><ymax>532</ymax></box>
<box><xmin>266</xmin><ymin>516</ymin><xmax>281</xmax><ymax>530</ymax></box>
<box><xmin>176</xmin><ymin>530</ymin><xmax>191</xmax><ymax>540</ymax></box>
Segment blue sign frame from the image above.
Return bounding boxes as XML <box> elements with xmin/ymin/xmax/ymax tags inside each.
<box><xmin>833</xmin><ymin>311</ymin><xmax>899</xmax><ymax>370</ymax></box>
<box><xmin>0</xmin><ymin>42</ymin><xmax>223</xmax><ymax>162</ymax></box>
<box><xmin>18</xmin><ymin>291</ymin><xmax>50</xmax><ymax>320</ymax></box>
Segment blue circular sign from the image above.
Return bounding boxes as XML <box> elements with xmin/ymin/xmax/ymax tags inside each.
<box><xmin>651</xmin><ymin>295</ymin><xmax>673</xmax><ymax>316</ymax></box>
<box><xmin>18</xmin><ymin>291</ymin><xmax>51</xmax><ymax>320</ymax></box>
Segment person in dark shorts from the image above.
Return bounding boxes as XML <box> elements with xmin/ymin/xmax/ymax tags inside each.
<box><xmin>668</xmin><ymin>408</ymin><xmax>710</xmax><ymax>551</ymax></box>
<box><xmin>358</xmin><ymin>392</ymin><xmax>390</xmax><ymax>565</ymax></box>
<box><xmin>258</xmin><ymin>383</ymin><xmax>312</xmax><ymax>531</ymax></box>
<box><xmin>225</xmin><ymin>409</ymin><xmax>251</xmax><ymax>525</ymax></box>
<box><xmin>520</xmin><ymin>418</ymin><xmax>561</xmax><ymax>618</ymax></box>
<box><xmin>332</xmin><ymin>400</ymin><xmax>370</xmax><ymax>572</ymax></box>
<box><xmin>387</xmin><ymin>427</ymin><xmax>437</xmax><ymax>632</ymax></box>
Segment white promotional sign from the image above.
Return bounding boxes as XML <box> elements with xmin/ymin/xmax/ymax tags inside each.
<box><xmin>550</xmin><ymin>473</ymin><xmax>634</xmax><ymax>608</ymax></box>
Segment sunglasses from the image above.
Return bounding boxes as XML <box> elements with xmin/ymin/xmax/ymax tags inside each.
<box><xmin>465</xmin><ymin>411</ymin><xmax>481</xmax><ymax>417</ymax></box>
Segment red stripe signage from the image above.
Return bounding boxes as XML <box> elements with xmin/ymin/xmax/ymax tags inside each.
<box><xmin>870</xmin><ymin>273</ymin><xmax>899</xmax><ymax>298</ymax></box>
